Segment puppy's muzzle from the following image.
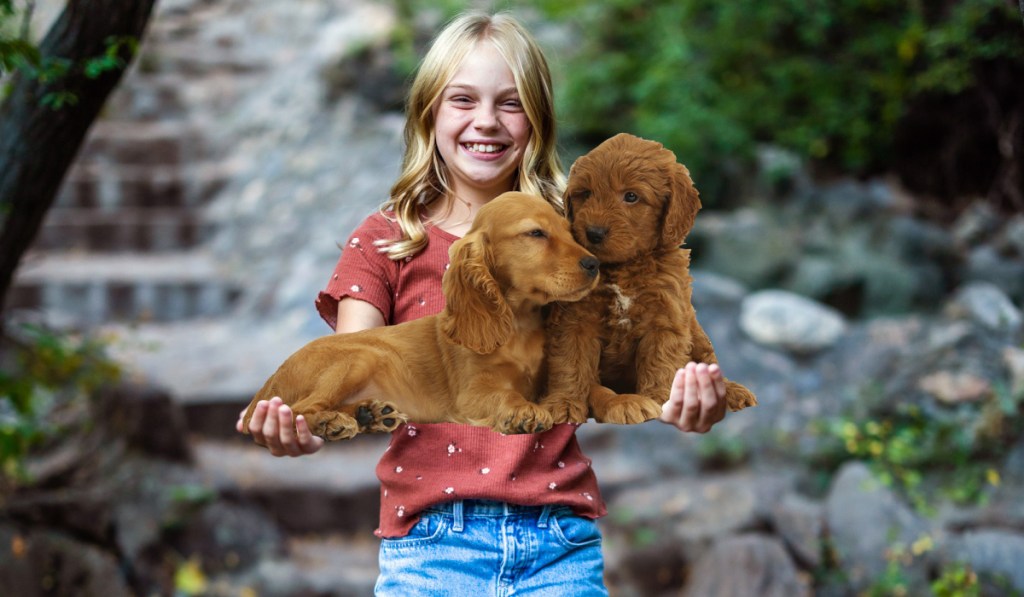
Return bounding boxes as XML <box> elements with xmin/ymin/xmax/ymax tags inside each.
<box><xmin>585</xmin><ymin>226</ymin><xmax>608</xmax><ymax>245</ymax></box>
<box><xmin>580</xmin><ymin>256</ymin><xmax>600</xmax><ymax>278</ymax></box>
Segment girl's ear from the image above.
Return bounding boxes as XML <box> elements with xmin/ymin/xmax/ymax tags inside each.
<box><xmin>439</xmin><ymin>233</ymin><xmax>515</xmax><ymax>354</ymax></box>
<box><xmin>661</xmin><ymin>160</ymin><xmax>701</xmax><ymax>248</ymax></box>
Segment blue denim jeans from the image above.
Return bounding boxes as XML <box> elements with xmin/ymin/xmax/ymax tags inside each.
<box><xmin>375</xmin><ymin>500</ymin><xmax>608</xmax><ymax>596</ymax></box>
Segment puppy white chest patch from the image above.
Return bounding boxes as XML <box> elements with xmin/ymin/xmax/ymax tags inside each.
<box><xmin>607</xmin><ymin>283</ymin><xmax>634</xmax><ymax>327</ymax></box>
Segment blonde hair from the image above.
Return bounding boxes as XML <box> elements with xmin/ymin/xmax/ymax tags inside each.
<box><xmin>379</xmin><ymin>11</ymin><xmax>565</xmax><ymax>260</ymax></box>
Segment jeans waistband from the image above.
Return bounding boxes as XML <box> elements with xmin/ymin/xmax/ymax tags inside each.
<box><xmin>426</xmin><ymin>499</ymin><xmax>553</xmax><ymax>517</ymax></box>
<box><xmin>425</xmin><ymin>500</ymin><xmax>556</xmax><ymax>532</ymax></box>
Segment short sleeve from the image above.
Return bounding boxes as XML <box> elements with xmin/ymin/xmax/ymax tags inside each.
<box><xmin>315</xmin><ymin>214</ymin><xmax>400</xmax><ymax>330</ymax></box>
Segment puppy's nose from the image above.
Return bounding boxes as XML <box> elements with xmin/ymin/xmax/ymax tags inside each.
<box><xmin>585</xmin><ymin>226</ymin><xmax>608</xmax><ymax>245</ymax></box>
<box><xmin>579</xmin><ymin>256</ymin><xmax>600</xmax><ymax>278</ymax></box>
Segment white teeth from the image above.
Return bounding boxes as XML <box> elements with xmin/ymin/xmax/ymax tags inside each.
<box><xmin>464</xmin><ymin>143</ymin><xmax>503</xmax><ymax>154</ymax></box>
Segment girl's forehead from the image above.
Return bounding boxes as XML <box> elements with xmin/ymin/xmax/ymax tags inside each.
<box><xmin>446</xmin><ymin>40</ymin><xmax>516</xmax><ymax>87</ymax></box>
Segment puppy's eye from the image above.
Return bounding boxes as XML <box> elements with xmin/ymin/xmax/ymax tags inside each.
<box><xmin>526</xmin><ymin>229</ymin><xmax>548</xmax><ymax>238</ymax></box>
<box><xmin>623</xmin><ymin>191</ymin><xmax>639</xmax><ymax>204</ymax></box>
<box><xmin>570</xmin><ymin>189</ymin><xmax>591</xmax><ymax>201</ymax></box>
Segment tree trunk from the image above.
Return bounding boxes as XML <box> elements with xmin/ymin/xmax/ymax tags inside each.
<box><xmin>0</xmin><ymin>0</ymin><xmax>158</xmax><ymax>313</ymax></box>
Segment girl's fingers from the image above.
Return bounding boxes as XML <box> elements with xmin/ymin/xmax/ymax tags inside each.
<box><xmin>680</xmin><ymin>362</ymin><xmax>700</xmax><ymax>432</ymax></box>
<box><xmin>661</xmin><ymin>367</ymin><xmax>688</xmax><ymax>423</ymax></box>
<box><xmin>295</xmin><ymin>415</ymin><xmax>325</xmax><ymax>454</ymax></box>
<box><xmin>247</xmin><ymin>400</ymin><xmax>269</xmax><ymax>445</ymax></box>
<box><xmin>276</xmin><ymin>405</ymin><xmax>301</xmax><ymax>457</ymax></box>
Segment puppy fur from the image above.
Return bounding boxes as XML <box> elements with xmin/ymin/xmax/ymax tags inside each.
<box><xmin>242</xmin><ymin>192</ymin><xmax>600</xmax><ymax>439</ymax></box>
<box><xmin>542</xmin><ymin>133</ymin><xmax>757</xmax><ymax>425</ymax></box>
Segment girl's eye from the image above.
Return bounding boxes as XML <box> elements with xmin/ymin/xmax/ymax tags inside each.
<box><xmin>623</xmin><ymin>191</ymin><xmax>639</xmax><ymax>204</ymax></box>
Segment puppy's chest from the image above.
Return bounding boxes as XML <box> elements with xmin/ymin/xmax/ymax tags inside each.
<box><xmin>592</xmin><ymin>271</ymin><xmax>652</xmax><ymax>333</ymax></box>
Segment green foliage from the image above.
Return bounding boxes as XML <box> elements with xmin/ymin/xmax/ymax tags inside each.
<box><xmin>0</xmin><ymin>324</ymin><xmax>121</xmax><ymax>480</ymax></box>
<box><xmin>932</xmin><ymin>563</ymin><xmax>981</xmax><ymax>597</ymax></box>
<box><xmin>0</xmin><ymin>1</ymin><xmax>140</xmax><ymax>109</ymax></box>
<box><xmin>526</xmin><ymin>0</ymin><xmax>1024</xmax><ymax>203</ymax></box>
<box><xmin>816</xmin><ymin>408</ymin><xmax>1003</xmax><ymax>514</ymax></box>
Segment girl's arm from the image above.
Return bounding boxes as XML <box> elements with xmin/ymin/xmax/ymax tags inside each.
<box><xmin>334</xmin><ymin>297</ymin><xmax>386</xmax><ymax>334</ymax></box>
<box><xmin>236</xmin><ymin>297</ymin><xmax>387</xmax><ymax>456</ymax></box>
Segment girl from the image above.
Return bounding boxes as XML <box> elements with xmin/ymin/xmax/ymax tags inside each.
<box><xmin>239</xmin><ymin>11</ymin><xmax>729</xmax><ymax>595</ymax></box>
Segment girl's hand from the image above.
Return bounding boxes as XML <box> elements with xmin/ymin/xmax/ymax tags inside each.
<box><xmin>236</xmin><ymin>397</ymin><xmax>324</xmax><ymax>457</ymax></box>
<box><xmin>659</xmin><ymin>362</ymin><xmax>727</xmax><ymax>433</ymax></box>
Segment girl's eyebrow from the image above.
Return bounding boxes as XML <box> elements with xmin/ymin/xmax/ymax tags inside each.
<box><xmin>444</xmin><ymin>83</ymin><xmax>520</xmax><ymax>96</ymax></box>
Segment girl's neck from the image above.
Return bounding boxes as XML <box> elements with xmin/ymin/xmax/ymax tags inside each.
<box><xmin>428</xmin><ymin>189</ymin><xmax>507</xmax><ymax>237</ymax></box>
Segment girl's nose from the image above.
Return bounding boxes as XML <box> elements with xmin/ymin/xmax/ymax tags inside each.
<box><xmin>473</xmin><ymin>105</ymin><xmax>499</xmax><ymax>130</ymax></box>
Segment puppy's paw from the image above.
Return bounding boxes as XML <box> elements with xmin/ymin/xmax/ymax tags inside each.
<box><xmin>593</xmin><ymin>394</ymin><xmax>662</xmax><ymax>425</ymax></box>
<box><xmin>306</xmin><ymin>411</ymin><xmax>359</xmax><ymax>441</ymax></box>
<box><xmin>725</xmin><ymin>381</ymin><xmax>758</xmax><ymax>411</ymax></box>
<box><xmin>497</xmin><ymin>403</ymin><xmax>554</xmax><ymax>435</ymax></box>
<box><xmin>355</xmin><ymin>400</ymin><xmax>408</xmax><ymax>433</ymax></box>
<box><xmin>539</xmin><ymin>393</ymin><xmax>589</xmax><ymax>424</ymax></box>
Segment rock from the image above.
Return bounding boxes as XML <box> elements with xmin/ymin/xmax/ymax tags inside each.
<box><xmin>999</xmin><ymin>214</ymin><xmax>1024</xmax><ymax>257</ymax></box>
<box><xmin>940</xmin><ymin>530</ymin><xmax>1024</xmax><ymax>592</ymax></box>
<box><xmin>952</xmin><ymin>201</ymin><xmax>1001</xmax><ymax>248</ymax></box>
<box><xmin>172</xmin><ymin>501</ymin><xmax>286</xmax><ymax>575</ymax></box>
<box><xmin>825</xmin><ymin>462</ymin><xmax>934</xmax><ymax>594</ymax></box>
<box><xmin>946</xmin><ymin>281</ymin><xmax>1023</xmax><ymax>336</ymax></box>
<box><xmin>739</xmin><ymin>290</ymin><xmax>847</xmax><ymax>354</ymax></box>
<box><xmin>604</xmin><ymin>471</ymin><xmax>790</xmax><ymax>562</ymax></box>
<box><xmin>681</xmin><ymin>534</ymin><xmax>811</xmax><ymax>597</ymax></box>
<box><xmin>690</xmin><ymin>270</ymin><xmax>749</xmax><ymax>307</ymax></box>
<box><xmin>690</xmin><ymin>209</ymin><xmax>798</xmax><ymax>289</ymax></box>
<box><xmin>917</xmin><ymin>370</ymin><xmax>991</xmax><ymax>405</ymax></box>
<box><xmin>771</xmin><ymin>492</ymin><xmax>824</xmax><ymax>568</ymax></box>
<box><xmin>1005</xmin><ymin>346</ymin><xmax>1024</xmax><ymax>398</ymax></box>
<box><xmin>97</xmin><ymin>382</ymin><xmax>194</xmax><ymax>462</ymax></box>
<box><xmin>0</xmin><ymin>524</ymin><xmax>132</xmax><ymax>596</ymax></box>
<box><xmin>963</xmin><ymin>245</ymin><xmax>1024</xmax><ymax>304</ymax></box>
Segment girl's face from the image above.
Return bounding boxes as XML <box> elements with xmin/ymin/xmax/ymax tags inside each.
<box><xmin>433</xmin><ymin>40</ymin><xmax>531</xmax><ymax>203</ymax></box>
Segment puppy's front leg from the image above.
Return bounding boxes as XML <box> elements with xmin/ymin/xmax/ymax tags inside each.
<box><xmin>588</xmin><ymin>385</ymin><xmax>662</xmax><ymax>424</ymax></box>
<box><xmin>589</xmin><ymin>327</ymin><xmax>685</xmax><ymax>425</ymax></box>
<box><xmin>459</xmin><ymin>381</ymin><xmax>554</xmax><ymax>434</ymax></box>
<box><xmin>540</xmin><ymin>310</ymin><xmax>602</xmax><ymax>424</ymax></box>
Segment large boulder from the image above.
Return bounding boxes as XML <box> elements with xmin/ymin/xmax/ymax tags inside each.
<box><xmin>739</xmin><ymin>290</ymin><xmax>847</xmax><ymax>355</ymax></box>
<box><xmin>825</xmin><ymin>462</ymin><xmax>935</xmax><ymax>594</ymax></box>
<box><xmin>682</xmin><ymin>534</ymin><xmax>811</xmax><ymax>597</ymax></box>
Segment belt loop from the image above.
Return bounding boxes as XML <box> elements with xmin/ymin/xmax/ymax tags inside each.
<box><xmin>537</xmin><ymin>505</ymin><xmax>552</xmax><ymax>529</ymax></box>
<box><xmin>452</xmin><ymin>500</ymin><xmax>465</xmax><ymax>533</ymax></box>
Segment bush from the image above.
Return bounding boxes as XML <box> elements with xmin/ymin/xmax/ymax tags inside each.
<box><xmin>529</xmin><ymin>0</ymin><xmax>1024</xmax><ymax>209</ymax></box>
<box><xmin>0</xmin><ymin>324</ymin><xmax>121</xmax><ymax>483</ymax></box>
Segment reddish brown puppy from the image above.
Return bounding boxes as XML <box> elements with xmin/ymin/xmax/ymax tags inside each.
<box><xmin>242</xmin><ymin>192</ymin><xmax>600</xmax><ymax>439</ymax></box>
<box><xmin>542</xmin><ymin>134</ymin><xmax>757</xmax><ymax>425</ymax></box>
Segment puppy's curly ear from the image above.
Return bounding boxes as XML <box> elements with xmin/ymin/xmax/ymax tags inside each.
<box><xmin>440</xmin><ymin>233</ymin><xmax>515</xmax><ymax>354</ymax></box>
<box><xmin>661</xmin><ymin>160</ymin><xmax>701</xmax><ymax>248</ymax></box>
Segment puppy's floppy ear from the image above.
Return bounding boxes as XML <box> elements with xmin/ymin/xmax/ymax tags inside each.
<box><xmin>661</xmin><ymin>160</ymin><xmax>701</xmax><ymax>248</ymax></box>
<box><xmin>439</xmin><ymin>233</ymin><xmax>515</xmax><ymax>354</ymax></box>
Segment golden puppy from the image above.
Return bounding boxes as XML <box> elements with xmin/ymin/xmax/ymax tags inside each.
<box><xmin>542</xmin><ymin>134</ymin><xmax>757</xmax><ymax>425</ymax></box>
<box><xmin>242</xmin><ymin>192</ymin><xmax>600</xmax><ymax>439</ymax></box>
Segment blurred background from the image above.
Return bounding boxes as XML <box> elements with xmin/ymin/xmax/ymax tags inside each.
<box><xmin>1</xmin><ymin>0</ymin><xmax>1023</xmax><ymax>595</ymax></box>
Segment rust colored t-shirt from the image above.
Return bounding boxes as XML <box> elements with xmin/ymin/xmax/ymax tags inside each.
<box><xmin>315</xmin><ymin>210</ymin><xmax>607</xmax><ymax>538</ymax></box>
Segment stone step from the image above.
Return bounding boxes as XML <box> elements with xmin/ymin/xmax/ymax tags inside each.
<box><xmin>9</xmin><ymin>252</ymin><xmax>240</xmax><ymax>324</ymax></box>
<box><xmin>55</xmin><ymin>160</ymin><xmax>236</xmax><ymax>210</ymax></box>
<box><xmin>103</xmin><ymin>72</ymin><xmax>189</xmax><ymax>121</ymax></box>
<box><xmin>194</xmin><ymin>435</ymin><xmax>388</xmax><ymax>537</ymax></box>
<box><xmin>34</xmin><ymin>207</ymin><xmax>213</xmax><ymax>252</ymax></box>
<box><xmin>78</xmin><ymin>120</ymin><xmax>205</xmax><ymax>168</ymax></box>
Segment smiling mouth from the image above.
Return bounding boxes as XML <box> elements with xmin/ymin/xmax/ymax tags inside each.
<box><xmin>462</xmin><ymin>142</ymin><xmax>508</xmax><ymax>155</ymax></box>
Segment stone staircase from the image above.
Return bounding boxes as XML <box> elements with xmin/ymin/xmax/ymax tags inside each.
<box><xmin>8</xmin><ymin>20</ymin><xmax>242</xmax><ymax>326</ymax></box>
